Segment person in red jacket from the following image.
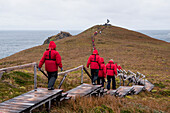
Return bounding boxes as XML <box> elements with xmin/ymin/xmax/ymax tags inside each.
<box><xmin>87</xmin><ymin>49</ymin><xmax>101</xmax><ymax>85</ymax></box>
<box><xmin>106</xmin><ymin>59</ymin><xmax>117</xmax><ymax>90</ymax></box>
<box><xmin>117</xmin><ymin>64</ymin><xmax>122</xmax><ymax>73</ymax></box>
<box><xmin>118</xmin><ymin>64</ymin><xmax>122</xmax><ymax>70</ymax></box>
<box><xmin>97</xmin><ymin>57</ymin><xmax>106</xmax><ymax>87</ymax></box>
<box><xmin>38</xmin><ymin>41</ymin><xmax>63</xmax><ymax>90</ymax></box>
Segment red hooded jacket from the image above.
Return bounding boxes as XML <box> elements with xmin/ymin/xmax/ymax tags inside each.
<box><xmin>115</xmin><ymin>63</ymin><xmax>118</xmax><ymax>68</ymax></box>
<box><xmin>106</xmin><ymin>60</ymin><xmax>117</xmax><ymax>76</ymax></box>
<box><xmin>39</xmin><ymin>41</ymin><xmax>62</xmax><ymax>72</ymax></box>
<box><xmin>98</xmin><ymin>57</ymin><xmax>106</xmax><ymax>78</ymax></box>
<box><xmin>87</xmin><ymin>50</ymin><xmax>101</xmax><ymax>69</ymax></box>
<box><xmin>118</xmin><ymin>65</ymin><xmax>122</xmax><ymax>70</ymax></box>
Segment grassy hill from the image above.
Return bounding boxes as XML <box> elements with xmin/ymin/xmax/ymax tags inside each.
<box><xmin>0</xmin><ymin>25</ymin><xmax>169</xmax><ymax>112</ymax></box>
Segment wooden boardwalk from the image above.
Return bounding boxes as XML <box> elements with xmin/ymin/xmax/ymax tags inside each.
<box><xmin>109</xmin><ymin>85</ymin><xmax>145</xmax><ymax>97</ymax></box>
<box><xmin>0</xmin><ymin>63</ymin><xmax>155</xmax><ymax>112</ymax></box>
<box><xmin>66</xmin><ymin>83</ymin><xmax>103</xmax><ymax>98</ymax></box>
<box><xmin>0</xmin><ymin>88</ymin><xmax>63</xmax><ymax>113</ymax></box>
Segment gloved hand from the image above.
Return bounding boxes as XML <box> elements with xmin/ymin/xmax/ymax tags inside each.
<box><xmin>38</xmin><ymin>67</ymin><xmax>41</xmax><ymax>71</ymax></box>
<box><xmin>61</xmin><ymin>68</ymin><xmax>63</xmax><ymax>72</ymax></box>
<box><xmin>105</xmin><ymin>79</ymin><xmax>107</xmax><ymax>83</ymax></box>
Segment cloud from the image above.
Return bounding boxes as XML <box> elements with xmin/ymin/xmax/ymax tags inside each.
<box><xmin>0</xmin><ymin>0</ymin><xmax>170</xmax><ymax>30</ymax></box>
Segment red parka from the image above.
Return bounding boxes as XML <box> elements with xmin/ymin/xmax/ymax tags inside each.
<box><xmin>98</xmin><ymin>57</ymin><xmax>106</xmax><ymax>78</ymax></box>
<box><xmin>39</xmin><ymin>41</ymin><xmax>62</xmax><ymax>72</ymax></box>
<box><xmin>106</xmin><ymin>60</ymin><xmax>117</xmax><ymax>76</ymax></box>
<box><xmin>87</xmin><ymin>50</ymin><xmax>101</xmax><ymax>69</ymax></box>
<box><xmin>115</xmin><ymin>63</ymin><xmax>118</xmax><ymax>68</ymax></box>
<box><xmin>118</xmin><ymin>65</ymin><xmax>122</xmax><ymax>70</ymax></box>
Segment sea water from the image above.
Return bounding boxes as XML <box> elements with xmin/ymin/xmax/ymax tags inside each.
<box><xmin>0</xmin><ymin>30</ymin><xmax>82</xmax><ymax>59</ymax></box>
<box><xmin>0</xmin><ymin>30</ymin><xmax>169</xmax><ymax>59</ymax></box>
<box><xmin>139</xmin><ymin>30</ymin><xmax>170</xmax><ymax>42</ymax></box>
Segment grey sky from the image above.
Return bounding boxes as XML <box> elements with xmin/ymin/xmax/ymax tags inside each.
<box><xmin>0</xmin><ymin>0</ymin><xmax>169</xmax><ymax>30</ymax></box>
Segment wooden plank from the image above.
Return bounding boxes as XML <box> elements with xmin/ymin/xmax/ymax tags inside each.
<box><xmin>0</xmin><ymin>71</ymin><xmax>5</xmax><ymax>79</ymax></box>
<box><xmin>66</xmin><ymin>84</ymin><xmax>101</xmax><ymax>97</ymax></box>
<box><xmin>115</xmin><ymin>86</ymin><xmax>134</xmax><ymax>97</ymax></box>
<box><xmin>109</xmin><ymin>90</ymin><xmax>117</xmax><ymax>95</ymax></box>
<box><xmin>0</xmin><ymin>103</ymin><xmax>31</xmax><ymax>108</ymax></box>
<box><xmin>0</xmin><ymin>62</ymin><xmax>37</xmax><ymax>72</ymax></box>
<box><xmin>139</xmin><ymin>79</ymin><xmax>154</xmax><ymax>91</ymax></box>
<box><xmin>58</xmin><ymin>65</ymin><xmax>83</xmax><ymax>76</ymax></box>
<box><xmin>4</xmin><ymin>89</ymin><xmax>62</xmax><ymax>105</ymax></box>
<box><xmin>132</xmin><ymin>85</ymin><xmax>144</xmax><ymax>94</ymax></box>
<box><xmin>0</xmin><ymin>88</ymin><xmax>63</xmax><ymax>113</ymax></box>
<box><xmin>0</xmin><ymin>109</ymin><xmax>19</xmax><ymax>113</ymax></box>
<box><xmin>0</xmin><ymin>106</ymin><xmax>26</xmax><ymax>111</ymax></box>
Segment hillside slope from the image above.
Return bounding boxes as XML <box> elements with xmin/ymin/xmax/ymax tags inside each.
<box><xmin>0</xmin><ymin>25</ymin><xmax>169</xmax><ymax>76</ymax></box>
<box><xmin>0</xmin><ymin>25</ymin><xmax>169</xmax><ymax>112</ymax></box>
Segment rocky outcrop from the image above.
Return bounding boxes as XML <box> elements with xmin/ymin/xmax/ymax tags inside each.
<box><xmin>43</xmin><ymin>31</ymin><xmax>72</xmax><ymax>44</ymax></box>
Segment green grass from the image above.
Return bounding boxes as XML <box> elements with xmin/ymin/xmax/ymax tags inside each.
<box><xmin>0</xmin><ymin>25</ymin><xmax>169</xmax><ymax>112</ymax></box>
<box><xmin>0</xmin><ymin>70</ymin><xmax>45</xmax><ymax>102</ymax></box>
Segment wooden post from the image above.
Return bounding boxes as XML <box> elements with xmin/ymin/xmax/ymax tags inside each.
<box><xmin>119</xmin><ymin>75</ymin><xmax>121</xmax><ymax>86</ymax></box>
<box><xmin>0</xmin><ymin>71</ymin><xmax>5</xmax><ymax>79</ymax></box>
<box><xmin>81</xmin><ymin>66</ymin><xmax>83</xmax><ymax>84</ymax></box>
<box><xmin>34</xmin><ymin>64</ymin><xmax>37</xmax><ymax>91</ymax></box>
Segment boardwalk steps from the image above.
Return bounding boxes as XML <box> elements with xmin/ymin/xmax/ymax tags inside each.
<box><xmin>66</xmin><ymin>83</ymin><xmax>104</xmax><ymax>99</ymax></box>
<box><xmin>0</xmin><ymin>63</ymin><xmax>155</xmax><ymax>113</ymax></box>
<box><xmin>0</xmin><ymin>88</ymin><xmax>63</xmax><ymax>113</ymax></box>
<box><xmin>109</xmin><ymin>85</ymin><xmax>145</xmax><ymax>97</ymax></box>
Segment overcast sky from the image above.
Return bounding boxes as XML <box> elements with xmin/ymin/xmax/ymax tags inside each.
<box><xmin>0</xmin><ymin>0</ymin><xmax>169</xmax><ymax>30</ymax></box>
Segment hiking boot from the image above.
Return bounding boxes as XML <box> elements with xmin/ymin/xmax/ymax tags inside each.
<box><xmin>48</xmin><ymin>87</ymin><xmax>54</xmax><ymax>90</ymax></box>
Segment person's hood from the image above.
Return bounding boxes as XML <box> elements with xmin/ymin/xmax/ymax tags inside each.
<box><xmin>108</xmin><ymin>60</ymin><xmax>114</xmax><ymax>64</ymax></box>
<box><xmin>100</xmin><ymin>57</ymin><xmax>104</xmax><ymax>63</ymax></box>
<box><xmin>92</xmin><ymin>49</ymin><xmax>98</xmax><ymax>55</ymax></box>
<box><xmin>49</xmin><ymin>41</ymin><xmax>56</xmax><ymax>50</ymax></box>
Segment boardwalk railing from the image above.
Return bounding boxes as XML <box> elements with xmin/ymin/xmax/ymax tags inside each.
<box><xmin>0</xmin><ymin>62</ymin><xmax>38</xmax><ymax>90</ymax></box>
<box><xmin>57</xmin><ymin>65</ymin><xmax>84</xmax><ymax>89</ymax></box>
<box><xmin>0</xmin><ymin>63</ymin><xmax>86</xmax><ymax>90</ymax></box>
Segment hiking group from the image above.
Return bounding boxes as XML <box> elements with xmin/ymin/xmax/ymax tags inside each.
<box><xmin>38</xmin><ymin>41</ymin><xmax>122</xmax><ymax>90</ymax></box>
<box><xmin>87</xmin><ymin>49</ymin><xmax>122</xmax><ymax>90</ymax></box>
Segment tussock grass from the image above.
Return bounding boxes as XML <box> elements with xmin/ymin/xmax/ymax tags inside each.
<box><xmin>0</xmin><ymin>25</ymin><xmax>169</xmax><ymax>112</ymax></box>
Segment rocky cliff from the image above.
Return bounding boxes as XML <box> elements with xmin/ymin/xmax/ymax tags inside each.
<box><xmin>43</xmin><ymin>31</ymin><xmax>72</xmax><ymax>44</ymax></box>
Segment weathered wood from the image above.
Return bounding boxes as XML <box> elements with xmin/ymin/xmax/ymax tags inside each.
<box><xmin>60</xmin><ymin>93</ymin><xmax>68</xmax><ymax>102</ymax></box>
<box><xmin>0</xmin><ymin>108</ymin><xmax>19</xmax><ymax>113</ymax></box>
<box><xmin>34</xmin><ymin>64</ymin><xmax>37</xmax><ymax>90</ymax></box>
<box><xmin>58</xmin><ymin>74</ymin><xmax>68</xmax><ymax>89</ymax></box>
<box><xmin>0</xmin><ymin>88</ymin><xmax>63</xmax><ymax>113</ymax></box>
<box><xmin>132</xmin><ymin>85</ymin><xmax>145</xmax><ymax>94</ymax></box>
<box><xmin>66</xmin><ymin>83</ymin><xmax>102</xmax><ymax>98</ymax></box>
<box><xmin>112</xmin><ymin>86</ymin><xmax>135</xmax><ymax>97</ymax></box>
<box><xmin>139</xmin><ymin>79</ymin><xmax>154</xmax><ymax>91</ymax></box>
<box><xmin>0</xmin><ymin>62</ymin><xmax>37</xmax><ymax>72</ymax></box>
<box><xmin>81</xmin><ymin>67</ymin><xmax>83</xmax><ymax>84</ymax></box>
<box><xmin>58</xmin><ymin>65</ymin><xmax>83</xmax><ymax>76</ymax></box>
<box><xmin>0</xmin><ymin>71</ymin><xmax>5</xmax><ymax>79</ymax></box>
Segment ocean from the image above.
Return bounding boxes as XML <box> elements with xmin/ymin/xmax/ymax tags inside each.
<box><xmin>0</xmin><ymin>30</ymin><xmax>169</xmax><ymax>59</ymax></box>
<box><xmin>0</xmin><ymin>30</ymin><xmax>82</xmax><ymax>59</ymax></box>
<box><xmin>139</xmin><ymin>30</ymin><xmax>170</xmax><ymax>43</ymax></box>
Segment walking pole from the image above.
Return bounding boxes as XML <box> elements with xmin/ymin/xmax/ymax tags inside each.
<box><xmin>39</xmin><ymin>68</ymin><xmax>48</xmax><ymax>78</ymax></box>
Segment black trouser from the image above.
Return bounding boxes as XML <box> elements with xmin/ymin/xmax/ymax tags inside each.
<box><xmin>91</xmin><ymin>69</ymin><xmax>99</xmax><ymax>84</ymax></box>
<box><xmin>107</xmin><ymin>75</ymin><xmax>116</xmax><ymax>90</ymax></box>
<box><xmin>97</xmin><ymin>77</ymin><xmax>105</xmax><ymax>87</ymax></box>
<box><xmin>47</xmin><ymin>71</ymin><xmax>58</xmax><ymax>88</ymax></box>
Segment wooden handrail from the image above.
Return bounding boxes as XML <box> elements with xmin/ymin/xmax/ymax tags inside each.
<box><xmin>58</xmin><ymin>65</ymin><xmax>83</xmax><ymax>76</ymax></box>
<box><xmin>0</xmin><ymin>62</ymin><xmax>37</xmax><ymax>72</ymax></box>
